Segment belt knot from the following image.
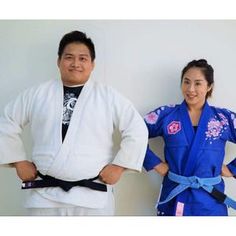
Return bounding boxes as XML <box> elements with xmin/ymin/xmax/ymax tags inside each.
<box><xmin>188</xmin><ymin>176</ymin><xmax>203</xmax><ymax>189</ymax></box>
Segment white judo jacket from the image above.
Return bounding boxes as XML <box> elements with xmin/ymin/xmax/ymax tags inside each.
<box><xmin>0</xmin><ymin>78</ymin><xmax>148</xmax><ymax>208</ymax></box>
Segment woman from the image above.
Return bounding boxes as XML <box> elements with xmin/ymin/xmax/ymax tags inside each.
<box><xmin>144</xmin><ymin>59</ymin><xmax>236</xmax><ymax>216</ymax></box>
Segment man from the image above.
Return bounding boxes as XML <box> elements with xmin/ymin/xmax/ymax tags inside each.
<box><xmin>0</xmin><ymin>31</ymin><xmax>148</xmax><ymax>215</ymax></box>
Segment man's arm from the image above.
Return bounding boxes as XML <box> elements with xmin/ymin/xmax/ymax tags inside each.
<box><xmin>0</xmin><ymin>88</ymin><xmax>33</xmax><ymax>165</ymax></box>
<box><xmin>109</xmin><ymin>88</ymin><xmax>148</xmax><ymax>176</ymax></box>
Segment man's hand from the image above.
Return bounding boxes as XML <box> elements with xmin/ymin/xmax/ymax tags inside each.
<box><xmin>221</xmin><ymin>164</ymin><xmax>233</xmax><ymax>177</ymax></box>
<box><xmin>99</xmin><ymin>164</ymin><xmax>125</xmax><ymax>185</ymax></box>
<box><xmin>154</xmin><ymin>162</ymin><xmax>169</xmax><ymax>176</ymax></box>
<box><xmin>13</xmin><ymin>160</ymin><xmax>37</xmax><ymax>181</ymax></box>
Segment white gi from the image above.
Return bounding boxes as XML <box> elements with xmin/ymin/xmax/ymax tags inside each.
<box><xmin>0</xmin><ymin>78</ymin><xmax>148</xmax><ymax>215</ymax></box>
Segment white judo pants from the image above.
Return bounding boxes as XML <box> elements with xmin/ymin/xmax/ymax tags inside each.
<box><xmin>27</xmin><ymin>191</ymin><xmax>115</xmax><ymax>216</ymax></box>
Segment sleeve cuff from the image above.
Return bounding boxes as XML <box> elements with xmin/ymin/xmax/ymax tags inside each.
<box><xmin>143</xmin><ymin>147</ymin><xmax>162</xmax><ymax>171</ymax></box>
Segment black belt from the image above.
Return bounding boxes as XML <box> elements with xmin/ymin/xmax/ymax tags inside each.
<box><xmin>21</xmin><ymin>172</ymin><xmax>107</xmax><ymax>192</ymax></box>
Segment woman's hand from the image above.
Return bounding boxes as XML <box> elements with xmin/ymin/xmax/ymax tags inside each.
<box><xmin>221</xmin><ymin>164</ymin><xmax>233</xmax><ymax>177</ymax></box>
<box><xmin>154</xmin><ymin>162</ymin><xmax>169</xmax><ymax>176</ymax></box>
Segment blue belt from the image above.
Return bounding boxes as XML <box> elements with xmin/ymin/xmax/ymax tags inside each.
<box><xmin>159</xmin><ymin>171</ymin><xmax>236</xmax><ymax>209</ymax></box>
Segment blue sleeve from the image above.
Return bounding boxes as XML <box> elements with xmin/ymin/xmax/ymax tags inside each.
<box><xmin>220</xmin><ymin>108</ymin><xmax>236</xmax><ymax>142</ymax></box>
<box><xmin>143</xmin><ymin>105</ymin><xmax>173</xmax><ymax>171</ymax></box>
<box><xmin>220</xmin><ymin>108</ymin><xmax>236</xmax><ymax>176</ymax></box>
<box><xmin>143</xmin><ymin>145</ymin><xmax>162</xmax><ymax>171</ymax></box>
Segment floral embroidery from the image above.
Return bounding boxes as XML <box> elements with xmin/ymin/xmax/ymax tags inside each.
<box><xmin>144</xmin><ymin>111</ymin><xmax>159</xmax><ymax>124</ymax></box>
<box><xmin>145</xmin><ymin>105</ymin><xmax>176</xmax><ymax>125</ymax></box>
<box><xmin>231</xmin><ymin>113</ymin><xmax>236</xmax><ymax>129</ymax></box>
<box><xmin>205</xmin><ymin>113</ymin><xmax>228</xmax><ymax>144</ymax></box>
<box><xmin>219</xmin><ymin>113</ymin><xmax>229</xmax><ymax>126</ymax></box>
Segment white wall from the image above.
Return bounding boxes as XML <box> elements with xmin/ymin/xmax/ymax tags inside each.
<box><xmin>1</xmin><ymin>20</ymin><xmax>236</xmax><ymax>216</ymax></box>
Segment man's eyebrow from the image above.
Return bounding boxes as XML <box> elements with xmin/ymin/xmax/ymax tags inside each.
<box><xmin>63</xmin><ymin>53</ymin><xmax>73</xmax><ymax>56</ymax></box>
<box><xmin>78</xmin><ymin>53</ymin><xmax>90</xmax><ymax>57</ymax></box>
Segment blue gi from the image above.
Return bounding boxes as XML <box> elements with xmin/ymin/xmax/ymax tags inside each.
<box><xmin>144</xmin><ymin>100</ymin><xmax>236</xmax><ymax>216</ymax></box>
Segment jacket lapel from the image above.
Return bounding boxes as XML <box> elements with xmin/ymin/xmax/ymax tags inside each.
<box><xmin>46</xmin><ymin>79</ymin><xmax>94</xmax><ymax>177</ymax></box>
<box><xmin>181</xmin><ymin>101</ymin><xmax>211</xmax><ymax>176</ymax></box>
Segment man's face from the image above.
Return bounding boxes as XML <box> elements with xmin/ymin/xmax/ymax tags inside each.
<box><xmin>57</xmin><ymin>42</ymin><xmax>95</xmax><ymax>86</ymax></box>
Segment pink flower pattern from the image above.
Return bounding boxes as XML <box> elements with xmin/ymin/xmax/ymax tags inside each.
<box><xmin>144</xmin><ymin>111</ymin><xmax>159</xmax><ymax>124</ymax></box>
<box><xmin>145</xmin><ymin>105</ymin><xmax>176</xmax><ymax>125</ymax></box>
<box><xmin>205</xmin><ymin>113</ymin><xmax>228</xmax><ymax>144</ymax></box>
<box><xmin>167</xmin><ymin>121</ymin><xmax>181</xmax><ymax>134</ymax></box>
<box><xmin>231</xmin><ymin>113</ymin><xmax>236</xmax><ymax>129</ymax></box>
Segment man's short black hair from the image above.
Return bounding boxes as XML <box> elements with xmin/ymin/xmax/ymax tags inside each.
<box><xmin>58</xmin><ymin>31</ymin><xmax>95</xmax><ymax>61</ymax></box>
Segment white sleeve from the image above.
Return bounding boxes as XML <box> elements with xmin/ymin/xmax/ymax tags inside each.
<box><xmin>0</xmin><ymin>88</ymin><xmax>33</xmax><ymax>165</ymax></box>
<box><xmin>111</xmin><ymin>88</ymin><xmax>148</xmax><ymax>172</ymax></box>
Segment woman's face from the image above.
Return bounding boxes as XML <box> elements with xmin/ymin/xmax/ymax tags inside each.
<box><xmin>181</xmin><ymin>67</ymin><xmax>212</xmax><ymax>109</ymax></box>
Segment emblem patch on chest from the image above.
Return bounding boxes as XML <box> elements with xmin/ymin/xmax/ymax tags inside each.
<box><xmin>167</xmin><ymin>121</ymin><xmax>181</xmax><ymax>135</ymax></box>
